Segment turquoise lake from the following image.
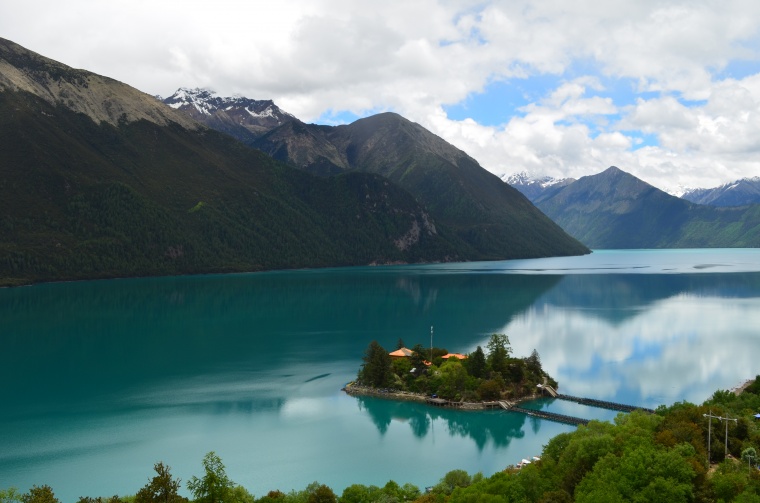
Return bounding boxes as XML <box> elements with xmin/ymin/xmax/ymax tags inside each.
<box><xmin>2</xmin><ymin>249</ymin><xmax>760</xmax><ymax>500</ymax></box>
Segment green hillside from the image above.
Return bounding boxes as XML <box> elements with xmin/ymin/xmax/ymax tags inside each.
<box><xmin>0</xmin><ymin>37</ymin><xmax>589</xmax><ymax>286</ymax></box>
<box><xmin>0</xmin><ymin>89</ymin><xmax>466</xmax><ymax>286</ymax></box>
<box><xmin>252</xmin><ymin>112</ymin><xmax>590</xmax><ymax>260</ymax></box>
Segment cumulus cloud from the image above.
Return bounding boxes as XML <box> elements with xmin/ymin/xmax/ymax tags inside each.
<box><xmin>1</xmin><ymin>0</ymin><xmax>759</xmax><ymax>190</ymax></box>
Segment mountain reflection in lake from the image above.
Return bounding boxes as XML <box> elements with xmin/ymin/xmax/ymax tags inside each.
<box><xmin>1</xmin><ymin>249</ymin><xmax>759</xmax><ymax>501</ymax></box>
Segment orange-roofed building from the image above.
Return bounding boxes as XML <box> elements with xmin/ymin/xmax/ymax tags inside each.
<box><xmin>442</xmin><ymin>353</ymin><xmax>468</xmax><ymax>360</ymax></box>
<box><xmin>389</xmin><ymin>347</ymin><xmax>415</xmax><ymax>358</ymax></box>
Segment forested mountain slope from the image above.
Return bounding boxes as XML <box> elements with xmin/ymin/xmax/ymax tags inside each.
<box><xmin>534</xmin><ymin>167</ymin><xmax>760</xmax><ymax>248</ymax></box>
<box><xmin>0</xmin><ymin>39</ymin><xmax>468</xmax><ymax>285</ymax></box>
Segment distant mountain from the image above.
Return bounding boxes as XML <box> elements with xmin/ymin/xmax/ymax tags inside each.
<box><xmin>503</xmin><ymin>172</ymin><xmax>576</xmax><ymax>202</ymax></box>
<box><xmin>680</xmin><ymin>177</ymin><xmax>760</xmax><ymax>207</ymax></box>
<box><xmin>534</xmin><ymin>166</ymin><xmax>760</xmax><ymax>248</ymax></box>
<box><xmin>161</xmin><ymin>87</ymin><xmax>294</xmax><ymax>143</ymax></box>
<box><xmin>0</xmin><ymin>38</ymin><xmax>471</xmax><ymax>286</ymax></box>
<box><xmin>246</xmin><ymin>112</ymin><xmax>590</xmax><ymax>259</ymax></box>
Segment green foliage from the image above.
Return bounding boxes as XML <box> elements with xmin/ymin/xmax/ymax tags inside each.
<box><xmin>476</xmin><ymin>379</ymin><xmax>502</xmax><ymax>401</ymax></box>
<box><xmin>362</xmin><ymin>335</ymin><xmax>554</xmax><ymax>402</ymax></box>
<box><xmin>76</xmin><ymin>497</ymin><xmax>122</xmax><ymax>503</ymax></box>
<box><xmin>20</xmin><ymin>486</ymin><xmax>59</xmax><ymax>503</ymax></box>
<box><xmin>135</xmin><ymin>462</ymin><xmax>187</xmax><ymax>503</ymax></box>
<box><xmin>187</xmin><ymin>452</ymin><xmax>235</xmax><ymax>503</ymax></box>
<box><xmin>252</xmin><ymin>111</ymin><xmax>590</xmax><ymax>261</ymax></box>
<box><xmin>0</xmin><ymin>90</ymin><xmax>482</xmax><ymax>286</ymax></box>
<box><xmin>0</xmin><ymin>488</ymin><xmax>22</xmax><ymax>503</ymax></box>
<box><xmin>9</xmin><ymin>377</ymin><xmax>760</xmax><ymax>503</ymax></box>
<box><xmin>485</xmin><ymin>334</ymin><xmax>511</xmax><ymax>378</ymax></box>
<box><xmin>359</xmin><ymin>341</ymin><xmax>393</xmax><ymax>388</ymax></box>
<box><xmin>435</xmin><ymin>361</ymin><xmax>469</xmax><ymax>400</ymax></box>
<box><xmin>305</xmin><ymin>485</ymin><xmax>335</xmax><ymax>503</ymax></box>
<box><xmin>465</xmin><ymin>347</ymin><xmax>486</xmax><ymax>379</ymax></box>
<box><xmin>338</xmin><ymin>481</ymin><xmax>418</xmax><ymax>503</ymax></box>
<box><xmin>536</xmin><ymin>166</ymin><xmax>760</xmax><ymax>249</ymax></box>
<box><xmin>430</xmin><ymin>470</ymin><xmax>472</xmax><ymax>496</ymax></box>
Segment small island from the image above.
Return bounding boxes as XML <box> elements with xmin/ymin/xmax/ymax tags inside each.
<box><xmin>344</xmin><ymin>334</ymin><xmax>558</xmax><ymax>408</ymax></box>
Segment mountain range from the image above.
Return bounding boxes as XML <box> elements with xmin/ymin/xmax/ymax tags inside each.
<box><xmin>0</xmin><ymin>39</ymin><xmax>587</xmax><ymax>286</ymax></box>
<box><xmin>510</xmin><ymin>170</ymin><xmax>760</xmax><ymax>208</ymax></box>
<box><xmin>679</xmin><ymin>177</ymin><xmax>760</xmax><ymax>207</ymax></box>
<box><xmin>163</xmin><ymin>88</ymin><xmax>589</xmax><ymax>261</ymax></box>
<box><xmin>527</xmin><ymin>167</ymin><xmax>760</xmax><ymax>248</ymax></box>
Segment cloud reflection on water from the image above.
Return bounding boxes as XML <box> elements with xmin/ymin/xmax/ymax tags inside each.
<box><xmin>504</xmin><ymin>288</ymin><xmax>760</xmax><ymax>408</ymax></box>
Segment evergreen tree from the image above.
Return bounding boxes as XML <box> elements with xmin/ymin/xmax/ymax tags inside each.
<box><xmin>526</xmin><ymin>349</ymin><xmax>542</xmax><ymax>372</ymax></box>
<box><xmin>410</xmin><ymin>343</ymin><xmax>428</xmax><ymax>370</ymax></box>
<box><xmin>396</xmin><ymin>338</ymin><xmax>405</xmax><ymax>350</ymax></box>
<box><xmin>359</xmin><ymin>341</ymin><xmax>392</xmax><ymax>387</ymax></box>
<box><xmin>468</xmin><ymin>346</ymin><xmax>487</xmax><ymax>379</ymax></box>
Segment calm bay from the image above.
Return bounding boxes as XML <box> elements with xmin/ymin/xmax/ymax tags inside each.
<box><xmin>2</xmin><ymin>249</ymin><xmax>760</xmax><ymax>500</ymax></box>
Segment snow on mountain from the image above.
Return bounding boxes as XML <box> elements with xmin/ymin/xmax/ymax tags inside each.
<box><xmin>679</xmin><ymin>177</ymin><xmax>760</xmax><ymax>207</ymax></box>
<box><xmin>502</xmin><ymin>172</ymin><xmax>576</xmax><ymax>202</ymax></box>
<box><xmin>160</xmin><ymin>88</ymin><xmax>295</xmax><ymax>140</ymax></box>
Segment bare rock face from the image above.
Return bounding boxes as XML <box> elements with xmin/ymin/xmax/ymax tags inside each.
<box><xmin>161</xmin><ymin>88</ymin><xmax>295</xmax><ymax>140</ymax></box>
<box><xmin>0</xmin><ymin>37</ymin><xmax>198</xmax><ymax>130</ymax></box>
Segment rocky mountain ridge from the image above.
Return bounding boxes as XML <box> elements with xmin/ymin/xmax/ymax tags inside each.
<box><xmin>161</xmin><ymin>87</ymin><xmax>294</xmax><ymax>140</ymax></box>
<box><xmin>0</xmin><ymin>38</ymin><xmax>197</xmax><ymax>130</ymax></box>
<box><xmin>679</xmin><ymin>177</ymin><xmax>760</xmax><ymax>207</ymax></box>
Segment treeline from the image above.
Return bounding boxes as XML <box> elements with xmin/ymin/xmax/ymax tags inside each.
<box><xmin>2</xmin><ymin>377</ymin><xmax>760</xmax><ymax>502</ymax></box>
<box><xmin>357</xmin><ymin>335</ymin><xmax>558</xmax><ymax>402</ymax></box>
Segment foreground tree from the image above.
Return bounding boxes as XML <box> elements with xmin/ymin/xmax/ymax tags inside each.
<box><xmin>20</xmin><ymin>486</ymin><xmax>58</xmax><ymax>503</ymax></box>
<box><xmin>0</xmin><ymin>488</ymin><xmax>21</xmax><ymax>503</ymax></box>
<box><xmin>136</xmin><ymin>462</ymin><xmax>187</xmax><ymax>503</ymax></box>
<box><xmin>187</xmin><ymin>452</ymin><xmax>235</xmax><ymax>503</ymax></box>
<box><xmin>306</xmin><ymin>485</ymin><xmax>336</xmax><ymax>503</ymax></box>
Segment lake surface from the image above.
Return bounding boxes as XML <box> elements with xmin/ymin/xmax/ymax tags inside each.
<box><xmin>2</xmin><ymin>249</ymin><xmax>759</xmax><ymax>500</ymax></box>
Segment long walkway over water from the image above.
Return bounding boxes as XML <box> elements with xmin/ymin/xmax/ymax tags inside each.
<box><xmin>498</xmin><ymin>401</ymin><xmax>589</xmax><ymax>426</ymax></box>
<box><xmin>497</xmin><ymin>385</ymin><xmax>655</xmax><ymax>426</ymax></box>
<box><xmin>540</xmin><ymin>384</ymin><xmax>656</xmax><ymax>414</ymax></box>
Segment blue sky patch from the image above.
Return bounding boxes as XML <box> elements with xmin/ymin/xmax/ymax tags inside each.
<box><xmin>315</xmin><ymin>109</ymin><xmax>364</xmax><ymax>126</ymax></box>
<box><xmin>443</xmin><ymin>75</ymin><xmax>562</xmax><ymax>126</ymax></box>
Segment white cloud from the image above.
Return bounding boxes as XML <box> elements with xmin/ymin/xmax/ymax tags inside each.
<box><xmin>1</xmin><ymin>0</ymin><xmax>760</xmax><ymax>191</ymax></box>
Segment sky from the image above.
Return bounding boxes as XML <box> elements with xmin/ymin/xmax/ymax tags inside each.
<box><xmin>2</xmin><ymin>0</ymin><xmax>760</xmax><ymax>193</ymax></box>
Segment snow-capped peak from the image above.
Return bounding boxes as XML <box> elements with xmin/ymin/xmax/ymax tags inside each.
<box><xmin>502</xmin><ymin>172</ymin><xmax>570</xmax><ymax>188</ymax></box>
<box><xmin>162</xmin><ymin>87</ymin><xmax>295</xmax><ymax>121</ymax></box>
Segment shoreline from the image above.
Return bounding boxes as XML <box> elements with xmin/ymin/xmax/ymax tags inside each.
<box><xmin>342</xmin><ymin>382</ymin><xmax>545</xmax><ymax>410</ymax></box>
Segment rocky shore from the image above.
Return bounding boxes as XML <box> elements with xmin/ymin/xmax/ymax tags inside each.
<box><xmin>342</xmin><ymin>382</ymin><xmax>544</xmax><ymax>410</ymax></box>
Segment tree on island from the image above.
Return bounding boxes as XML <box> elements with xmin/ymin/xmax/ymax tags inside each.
<box><xmin>486</xmin><ymin>333</ymin><xmax>512</xmax><ymax>377</ymax></box>
<box><xmin>359</xmin><ymin>340</ymin><xmax>393</xmax><ymax>388</ymax></box>
<box><xmin>354</xmin><ymin>334</ymin><xmax>555</xmax><ymax>402</ymax></box>
<box><xmin>467</xmin><ymin>346</ymin><xmax>487</xmax><ymax>379</ymax></box>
